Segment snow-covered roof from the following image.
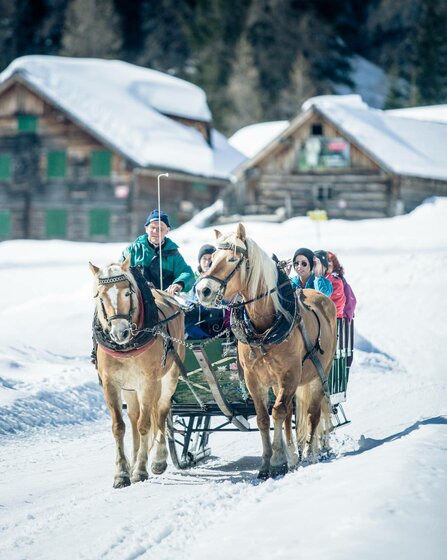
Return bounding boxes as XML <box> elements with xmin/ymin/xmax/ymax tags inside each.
<box><xmin>386</xmin><ymin>104</ymin><xmax>447</xmax><ymax>124</ymax></box>
<box><xmin>229</xmin><ymin>121</ymin><xmax>289</xmax><ymax>158</ymax></box>
<box><xmin>303</xmin><ymin>96</ymin><xmax>447</xmax><ymax>181</ymax></box>
<box><xmin>237</xmin><ymin>95</ymin><xmax>447</xmax><ymax>182</ymax></box>
<box><xmin>0</xmin><ymin>56</ymin><xmax>246</xmax><ymax>178</ymax></box>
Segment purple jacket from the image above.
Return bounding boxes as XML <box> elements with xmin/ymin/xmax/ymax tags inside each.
<box><xmin>342</xmin><ymin>278</ymin><xmax>357</xmax><ymax>320</ymax></box>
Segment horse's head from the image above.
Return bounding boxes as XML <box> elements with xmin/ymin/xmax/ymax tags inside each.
<box><xmin>196</xmin><ymin>223</ymin><xmax>252</xmax><ymax>308</ymax></box>
<box><xmin>89</xmin><ymin>256</ymin><xmax>139</xmax><ymax>346</ymax></box>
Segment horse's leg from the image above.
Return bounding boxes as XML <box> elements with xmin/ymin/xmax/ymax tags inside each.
<box><xmin>248</xmin><ymin>383</ymin><xmax>272</xmax><ymax>479</ymax></box>
<box><xmin>284</xmin><ymin>400</ymin><xmax>298</xmax><ymax>469</ymax></box>
<box><xmin>270</xmin><ymin>387</ymin><xmax>294</xmax><ymax>477</ymax></box>
<box><xmin>123</xmin><ymin>390</ymin><xmax>140</xmax><ymax>466</ymax></box>
<box><xmin>301</xmin><ymin>387</ymin><xmax>332</xmax><ymax>462</ymax></box>
<box><xmin>151</xmin><ymin>368</ymin><xmax>178</xmax><ymax>475</ymax></box>
<box><xmin>131</xmin><ymin>381</ymin><xmax>159</xmax><ymax>483</ymax></box>
<box><xmin>103</xmin><ymin>379</ymin><xmax>130</xmax><ymax>488</ymax></box>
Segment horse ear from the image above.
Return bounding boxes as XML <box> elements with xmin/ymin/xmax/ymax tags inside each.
<box><xmin>121</xmin><ymin>255</ymin><xmax>131</xmax><ymax>271</ymax></box>
<box><xmin>214</xmin><ymin>228</ymin><xmax>222</xmax><ymax>240</ymax></box>
<box><xmin>89</xmin><ymin>262</ymin><xmax>100</xmax><ymax>275</ymax></box>
<box><xmin>236</xmin><ymin>223</ymin><xmax>246</xmax><ymax>241</ymax></box>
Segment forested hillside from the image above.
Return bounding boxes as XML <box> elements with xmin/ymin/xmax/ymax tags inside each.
<box><xmin>1</xmin><ymin>0</ymin><xmax>446</xmax><ymax>133</ymax></box>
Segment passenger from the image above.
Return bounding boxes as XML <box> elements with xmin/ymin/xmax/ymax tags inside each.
<box><xmin>121</xmin><ymin>209</ymin><xmax>194</xmax><ymax>295</ymax></box>
<box><xmin>314</xmin><ymin>249</ymin><xmax>346</xmax><ymax>318</ymax></box>
<box><xmin>185</xmin><ymin>244</ymin><xmax>230</xmax><ymax>339</ymax></box>
<box><xmin>327</xmin><ymin>250</ymin><xmax>357</xmax><ymax>368</ymax></box>
<box><xmin>326</xmin><ymin>251</ymin><xmax>356</xmax><ymax>322</ymax></box>
<box><xmin>290</xmin><ymin>248</ymin><xmax>333</xmax><ymax>296</ymax></box>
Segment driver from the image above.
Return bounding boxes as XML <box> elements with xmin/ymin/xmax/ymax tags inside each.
<box><xmin>121</xmin><ymin>209</ymin><xmax>194</xmax><ymax>295</ymax></box>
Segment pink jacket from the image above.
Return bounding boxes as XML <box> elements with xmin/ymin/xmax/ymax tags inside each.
<box><xmin>327</xmin><ymin>273</ymin><xmax>346</xmax><ymax>318</ymax></box>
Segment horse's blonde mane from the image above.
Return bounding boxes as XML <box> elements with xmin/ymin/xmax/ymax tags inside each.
<box><xmin>219</xmin><ymin>232</ymin><xmax>289</xmax><ymax>318</ymax></box>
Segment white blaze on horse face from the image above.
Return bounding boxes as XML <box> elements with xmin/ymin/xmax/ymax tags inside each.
<box><xmin>107</xmin><ymin>285</ymin><xmax>119</xmax><ymax>313</ymax></box>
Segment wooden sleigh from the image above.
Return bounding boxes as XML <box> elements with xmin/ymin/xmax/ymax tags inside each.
<box><xmin>168</xmin><ymin>321</ymin><xmax>352</xmax><ymax>469</ymax></box>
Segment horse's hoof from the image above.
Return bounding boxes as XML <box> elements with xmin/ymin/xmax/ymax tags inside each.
<box><xmin>257</xmin><ymin>469</ymin><xmax>270</xmax><ymax>480</ymax></box>
<box><xmin>151</xmin><ymin>461</ymin><xmax>167</xmax><ymax>475</ymax></box>
<box><xmin>131</xmin><ymin>470</ymin><xmax>148</xmax><ymax>484</ymax></box>
<box><xmin>113</xmin><ymin>475</ymin><xmax>131</xmax><ymax>489</ymax></box>
<box><xmin>270</xmin><ymin>463</ymin><xmax>288</xmax><ymax>478</ymax></box>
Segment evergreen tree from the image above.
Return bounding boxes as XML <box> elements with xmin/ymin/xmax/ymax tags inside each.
<box><xmin>384</xmin><ymin>64</ymin><xmax>408</xmax><ymax>109</ymax></box>
<box><xmin>61</xmin><ymin>0</ymin><xmax>123</xmax><ymax>58</ymax></box>
<box><xmin>226</xmin><ymin>35</ymin><xmax>263</xmax><ymax>133</ymax></box>
<box><xmin>412</xmin><ymin>0</ymin><xmax>447</xmax><ymax>104</ymax></box>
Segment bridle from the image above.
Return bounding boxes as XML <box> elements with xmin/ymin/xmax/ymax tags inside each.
<box><xmin>203</xmin><ymin>241</ymin><xmax>249</xmax><ymax>307</ymax></box>
<box><xmin>95</xmin><ymin>273</ymin><xmax>137</xmax><ymax>331</ymax></box>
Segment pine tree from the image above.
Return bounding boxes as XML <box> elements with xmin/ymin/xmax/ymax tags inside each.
<box><xmin>226</xmin><ymin>35</ymin><xmax>263</xmax><ymax>133</ymax></box>
<box><xmin>384</xmin><ymin>64</ymin><xmax>408</xmax><ymax>109</ymax></box>
<box><xmin>412</xmin><ymin>0</ymin><xmax>447</xmax><ymax>104</ymax></box>
<box><xmin>61</xmin><ymin>0</ymin><xmax>123</xmax><ymax>58</ymax></box>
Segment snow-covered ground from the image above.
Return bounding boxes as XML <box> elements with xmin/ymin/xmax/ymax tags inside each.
<box><xmin>0</xmin><ymin>197</ymin><xmax>446</xmax><ymax>559</ymax></box>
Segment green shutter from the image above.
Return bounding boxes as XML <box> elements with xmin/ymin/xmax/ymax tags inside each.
<box><xmin>90</xmin><ymin>150</ymin><xmax>112</xmax><ymax>177</ymax></box>
<box><xmin>17</xmin><ymin>115</ymin><xmax>38</xmax><ymax>132</ymax></box>
<box><xmin>45</xmin><ymin>209</ymin><xmax>67</xmax><ymax>238</ymax></box>
<box><xmin>47</xmin><ymin>151</ymin><xmax>66</xmax><ymax>178</ymax></box>
<box><xmin>89</xmin><ymin>209</ymin><xmax>110</xmax><ymax>236</ymax></box>
<box><xmin>0</xmin><ymin>154</ymin><xmax>11</xmax><ymax>180</ymax></box>
<box><xmin>0</xmin><ymin>210</ymin><xmax>11</xmax><ymax>238</ymax></box>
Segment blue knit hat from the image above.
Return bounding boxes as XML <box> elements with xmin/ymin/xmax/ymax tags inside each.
<box><xmin>144</xmin><ymin>209</ymin><xmax>171</xmax><ymax>228</ymax></box>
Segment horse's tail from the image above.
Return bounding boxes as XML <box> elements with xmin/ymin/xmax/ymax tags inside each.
<box><xmin>295</xmin><ymin>379</ymin><xmax>332</xmax><ymax>455</ymax></box>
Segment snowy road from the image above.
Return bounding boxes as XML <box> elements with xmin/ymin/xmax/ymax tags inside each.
<box><xmin>1</xmin><ymin>200</ymin><xmax>447</xmax><ymax>559</ymax></box>
<box><xmin>1</xmin><ymin>351</ymin><xmax>446</xmax><ymax>560</ymax></box>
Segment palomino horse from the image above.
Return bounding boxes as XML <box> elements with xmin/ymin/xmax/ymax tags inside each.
<box><xmin>89</xmin><ymin>257</ymin><xmax>184</xmax><ymax>488</ymax></box>
<box><xmin>196</xmin><ymin>224</ymin><xmax>337</xmax><ymax>478</ymax></box>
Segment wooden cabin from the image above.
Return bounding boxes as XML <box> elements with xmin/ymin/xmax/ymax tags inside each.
<box><xmin>231</xmin><ymin>97</ymin><xmax>447</xmax><ymax>220</ymax></box>
<box><xmin>0</xmin><ymin>56</ymin><xmax>245</xmax><ymax>241</ymax></box>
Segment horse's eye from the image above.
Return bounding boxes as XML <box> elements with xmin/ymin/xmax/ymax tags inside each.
<box><xmin>125</xmin><ymin>291</ymin><xmax>131</xmax><ymax>296</ymax></box>
<box><xmin>228</xmin><ymin>256</ymin><xmax>238</xmax><ymax>263</ymax></box>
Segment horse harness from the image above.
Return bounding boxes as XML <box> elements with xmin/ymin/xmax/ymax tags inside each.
<box><xmin>204</xmin><ymin>241</ymin><xmax>249</xmax><ymax>307</ymax></box>
<box><xmin>93</xmin><ymin>266</ymin><xmax>181</xmax><ymax>361</ymax></box>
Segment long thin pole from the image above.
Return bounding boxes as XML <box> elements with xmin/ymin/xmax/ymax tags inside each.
<box><xmin>157</xmin><ymin>172</ymin><xmax>169</xmax><ymax>290</ymax></box>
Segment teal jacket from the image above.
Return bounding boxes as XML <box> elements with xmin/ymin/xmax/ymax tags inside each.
<box><xmin>290</xmin><ymin>273</ymin><xmax>333</xmax><ymax>297</ymax></box>
<box><xmin>122</xmin><ymin>235</ymin><xmax>194</xmax><ymax>292</ymax></box>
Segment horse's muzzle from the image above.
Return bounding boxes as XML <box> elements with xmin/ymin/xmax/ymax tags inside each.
<box><xmin>196</xmin><ymin>278</ymin><xmax>218</xmax><ymax>308</ymax></box>
<box><xmin>109</xmin><ymin>320</ymin><xmax>132</xmax><ymax>345</ymax></box>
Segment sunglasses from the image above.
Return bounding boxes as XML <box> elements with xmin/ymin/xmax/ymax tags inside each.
<box><xmin>293</xmin><ymin>260</ymin><xmax>309</xmax><ymax>268</ymax></box>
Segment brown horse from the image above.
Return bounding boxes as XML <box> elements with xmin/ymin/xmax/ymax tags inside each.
<box><xmin>89</xmin><ymin>257</ymin><xmax>184</xmax><ymax>488</ymax></box>
<box><xmin>195</xmin><ymin>224</ymin><xmax>337</xmax><ymax>478</ymax></box>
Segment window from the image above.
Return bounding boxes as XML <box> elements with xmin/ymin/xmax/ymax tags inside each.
<box><xmin>311</xmin><ymin>123</ymin><xmax>324</xmax><ymax>136</ymax></box>
<box><xmin>0</xmin><ymin>210</ymin><xmax>11</xmax><ymax>238</ymax></box>
<box><xmin>89</xmin><ymin>208</ymin><xmax>110</xmax><ymax>236</ymax></box>
<box><xmin>17</xmin><ymin>115</ymin><xmax>38</xmax><ymax>133</ymax></box>
<box><xmin>90</xmin><ymin>150</ymin><xmax>112</xmax><ymax>177</ymax></box>
<box><xmin>0</xmin><ymin>154</ymin><xmax>11</xmax><ymax>180</ymax></box>
<box><xmin>192</xmin><ymin>182</ymin><xmax>207</xmax><ymax>192</ymax></box>
<box><xmin>45</xmin><ymin>209</ymin><xmax>67</xmax><ymax>238</ymax></box>
<box><xmin>47</xmin><ymin>151</ymin><xmax>66</xmax><ymax>178</ymax></box>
